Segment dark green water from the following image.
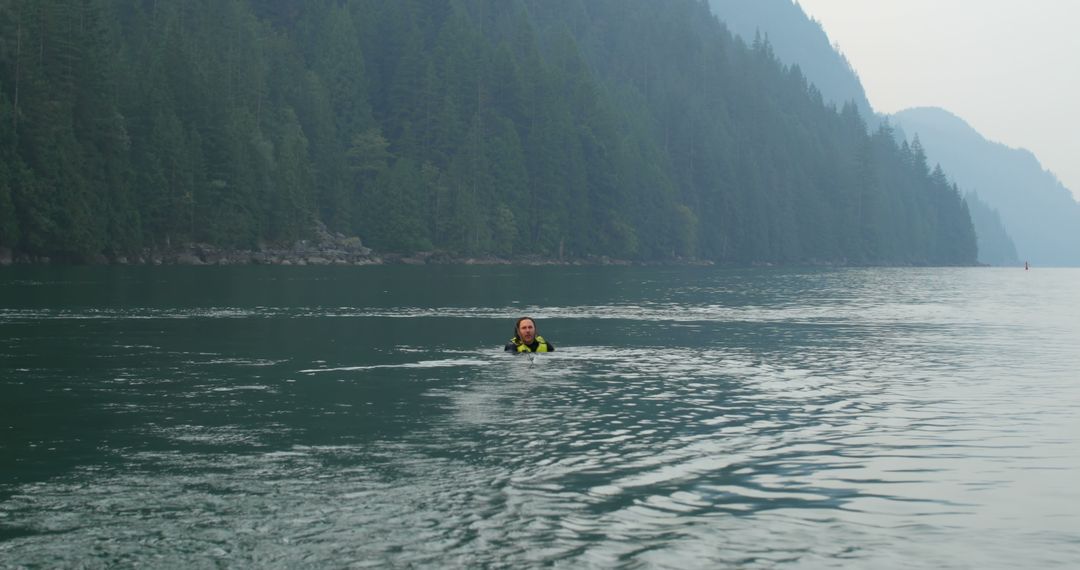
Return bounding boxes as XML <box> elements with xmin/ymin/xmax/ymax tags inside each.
<box><xmin>2</xmin><ymin>265</ymin><xmax>1079</xmax><ymax>568</ymax></box>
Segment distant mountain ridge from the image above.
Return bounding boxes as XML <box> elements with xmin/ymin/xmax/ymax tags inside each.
<box><xmin>892</xmin><ymin>107</ymin><xmax>1080</xmax><ymax>266</ymax></box>
<box><xmin>707</xmin><ymin>0</ymin><xmax>875</xmax><ymax>122</ymax></box>
<box><xmin>707</xmin><ymin>1</ymin><xmax>1077</xmax><ymax>266</ymax></box>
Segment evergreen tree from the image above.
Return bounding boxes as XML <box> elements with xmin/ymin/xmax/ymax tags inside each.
<box><xmin>0</xmin><ymin>86</ymin><xmax>20</xmax><ymax>247</ymax></box>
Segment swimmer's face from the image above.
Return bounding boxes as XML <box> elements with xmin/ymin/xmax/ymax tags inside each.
<box><xmin>517</xmin><ymin>319</ymin><xmax>536</xmax><ymax>344</ymax></box>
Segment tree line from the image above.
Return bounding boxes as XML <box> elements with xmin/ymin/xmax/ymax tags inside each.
<box><xmin>0</xmin><ymin>0</ymin><xmax>977</xmax><ymax>264</ymax></box>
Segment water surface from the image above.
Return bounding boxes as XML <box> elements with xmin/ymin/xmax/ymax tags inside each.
<box><xmin>2</xmin><ymin>266</ymin><xmax>1079</xmax><ymax>568</ymax></box>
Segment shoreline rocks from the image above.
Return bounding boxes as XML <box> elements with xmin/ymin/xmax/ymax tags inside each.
<box><xmin>4</xmin><ymin>222</ymin><xmax>913</xmax><ymax>267</ymax></box>
<box><xmin>115</xmin><ymin>223</ymin><xmax>382</xmax><ymax>266</ymax></box>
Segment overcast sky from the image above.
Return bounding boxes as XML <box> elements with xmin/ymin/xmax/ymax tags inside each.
<box><xmin>795</xmin><ymin>0</ymin><xmax>1080</xmax><ymax>201</ymax></box>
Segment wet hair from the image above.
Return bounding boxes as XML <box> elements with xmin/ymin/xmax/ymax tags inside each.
<box><xmin>514</xmin><ymin>316</ymin><xmax>535</xmax><ymax>337</ymax></box>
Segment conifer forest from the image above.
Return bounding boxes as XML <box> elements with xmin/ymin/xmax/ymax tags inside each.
<box><xmin>0</xmin><ymin>0</ymin><xmax>978</xmax><ymax>264</ymax></box>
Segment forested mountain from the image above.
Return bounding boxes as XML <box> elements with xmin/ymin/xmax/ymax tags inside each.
<box><xmin>0</xmin><ymin>0</ymin><xmax>976</xmax><ymax>265</ymax></box>
<box><xmin>893</xmin><ymin>107</ymin><xmax>1080</xmax><ymax>266</ymax></box>
<box><xmin>707</xmin><ymin>0</ymin><xmax>875</xmax><ymax>123</ymax></box>
<box><xmin>964</xmin><ymin>191</ymin><xmax>1019</xmax><ymax>266</ymax></box>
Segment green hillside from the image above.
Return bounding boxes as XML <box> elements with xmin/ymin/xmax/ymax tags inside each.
<box><xmin>0</xmin><ymin>0</ymin><xmax>976</xmax><ymax>265</ymax></box>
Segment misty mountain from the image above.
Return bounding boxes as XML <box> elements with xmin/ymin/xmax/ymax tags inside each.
<box><xmin>964</xmin><ymin>192</ymin><xmax>1019</xmax><ymax>266</ymax></box>
<box><xmin>892</xmin><ymin>107</ymin><xmax>1080</xmax><ymax>266</ymax></box>
<box><xmin>707</xmin><ymin>0</ymin><xmax>875</xmax><ymax>122</ymax></box>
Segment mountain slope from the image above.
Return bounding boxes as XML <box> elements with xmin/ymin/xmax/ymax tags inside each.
<box><xmin>892</xmin><ymin>107</ymin><xmax>1080</xmax><ymax>266</ymax></box>
<box><xmin>707</xmin><ymin>0</ymin><xmax>875</xmax><ymax>122</ymax></box>
<box><xmin>0</xmin><ymin>0</ymin><xmax>976</xmax><ymax>265</ymax></box>
<box><xmin>964</xmin><ymin>191</ymin><xmax>1020</xmax><ymax>266</ymax></box>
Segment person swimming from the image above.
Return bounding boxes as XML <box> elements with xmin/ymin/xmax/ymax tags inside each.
<box><xmin>504</xmin><ymin>316</ymin><xmax>554</xmax><ymax>353</ymax></box>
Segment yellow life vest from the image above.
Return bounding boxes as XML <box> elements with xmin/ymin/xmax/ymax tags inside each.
<box><xmin>511</xmin><ymin>335</ymin><xmax>550</xmax><ymax>353</ymax></box>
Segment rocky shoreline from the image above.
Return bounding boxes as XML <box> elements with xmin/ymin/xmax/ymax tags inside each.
<box><xmin>0</xmin><ymin>223</ymin><xmax>380</xmax><ymax>267</ymax></box>
<box><xmin>0</xmin><ymin>223</ymin><xmax>677</xmax><ymax>267</ymax></box>
<box><xmin>0</xmin><ymin>246</ymin><xmax>700</xmax><ymax>267</ymax></box>
<box><xmin>2</xmin><ymin>236</ymin><xmax>970</xmax><ymax>268</ymax></box>
<box><xmin>2</xmin><ymin>245</ymin><xmax>970</xmax><ymax>268</ymax></box>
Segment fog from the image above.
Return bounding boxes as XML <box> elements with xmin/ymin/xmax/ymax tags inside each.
<box><xmin>796</xmin><ymin>0</ymin><xmax>1080</xmax><ymax>202</ymax></box>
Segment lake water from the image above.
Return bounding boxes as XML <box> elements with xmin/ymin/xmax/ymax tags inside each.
<box><xmin>2</xmin><ymin>265</ymin><xmax>1079</xmax><ymax>568</ymax></box>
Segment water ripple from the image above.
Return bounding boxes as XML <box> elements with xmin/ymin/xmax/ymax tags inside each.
<box><xmin>3</xmin><ymin>267</ymin><xmax>1080</xmax><ymax>567</ymax></box>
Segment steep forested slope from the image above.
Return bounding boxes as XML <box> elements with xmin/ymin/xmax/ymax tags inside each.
<box><xmin>0</xmin><ymin>0</ymin><xmax>976</xmax><ymax>265</ymax></box>
<box><xmin>964</xmin><ymin>192</ymin><xmax>1019</xmax><ymax>266</ymax></box>
<box><xmin>893</xmin><ymin>107</ymin><xmax>1080</xmax><ymax>266</ymax></box>
<box><xmin>707</xmin><ymin>0</ymin><xmax>875</xmax><ymax>122</ymax></box>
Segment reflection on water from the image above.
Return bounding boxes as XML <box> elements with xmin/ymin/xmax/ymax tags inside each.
<box><xmin>1</xmin><ymin>266</ymin><xmax>1079</xmax><ymax>568</ymax></box>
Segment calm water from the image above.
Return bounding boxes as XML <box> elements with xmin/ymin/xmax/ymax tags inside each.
<box><xmin>1</xmin><ymin>265</ymin><xmax>1079</xmax><ymax>568</ymax></box>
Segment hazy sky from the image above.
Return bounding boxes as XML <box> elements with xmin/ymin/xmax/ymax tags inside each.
<box><xmin>795</xmin><ymin>0</ymin><xmax>1080</xmax><ymax>201</ymax></box>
